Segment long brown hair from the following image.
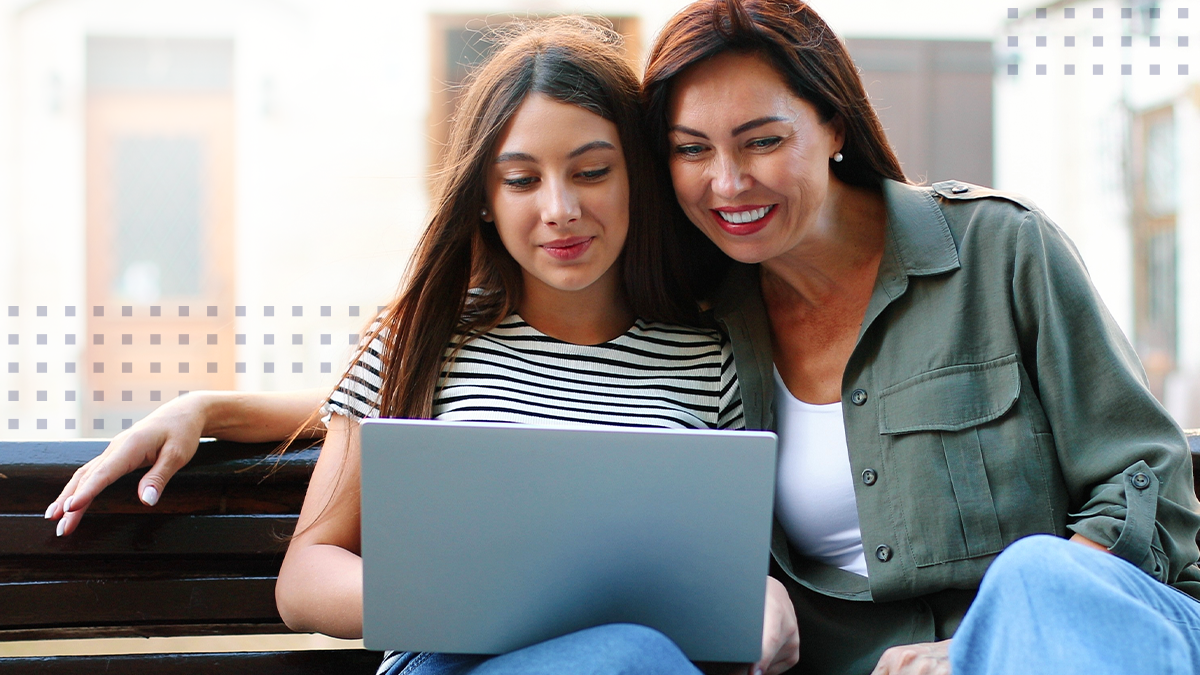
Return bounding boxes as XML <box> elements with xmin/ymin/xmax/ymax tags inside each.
<box><xmin>642</xmin><ymin>0</ymin><xmax>907</xmax><ymax>190</ymax></box>
<box><xmin>360</xmin><ymin>17</ymin><xmax>698</xmax><ymax>421</ymax></box>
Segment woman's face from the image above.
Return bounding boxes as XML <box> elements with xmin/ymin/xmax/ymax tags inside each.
<box><xmin>666</xmin><ymin>51</ymin><xmax>843</xmax><ymax>264</ymax></box>
<box><xmin>485</xmin><ymin>93</ymin><xmax>629</xmax><ymax>298</ymax></box>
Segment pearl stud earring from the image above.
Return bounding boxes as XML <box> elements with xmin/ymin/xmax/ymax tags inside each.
<box><xmin>832</xmin><ymin>152</ymin><xmax>844</xmax><ymax>163</ymax></box>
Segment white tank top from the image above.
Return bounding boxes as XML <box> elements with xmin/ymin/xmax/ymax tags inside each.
<box><xmin>773</xmin><ymin>367</ymin><xmax>868</xmax><ymax>577</ymax></box>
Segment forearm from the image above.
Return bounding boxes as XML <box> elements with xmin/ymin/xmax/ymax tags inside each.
<box><xmin>276</xmin><ymin>543</ymin><xmax>364</xmax><ymax>638</ymax></box>
<box><xmin>195</xmin><ymin>389</ymin><xmax>328</xmax><ymax>442</ymax></box>
<box><xmin>1013</xmin><ymin>214</ymin><xmax>1200</xmax><ymax>575</ymax></box>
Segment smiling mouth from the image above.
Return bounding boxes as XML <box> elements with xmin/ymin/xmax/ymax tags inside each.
<box><xmin>541</xmin><ymin>236</ymin><xmax>594</xmax><ymax>261</ymax></box>
<box><xmin>711</xmin><ymin>205</ymin><xmax>777</xmax><ymax>235</ymax></box>
<box><xmin>715</xmin><ymin>206</ymin><xmax>773</xmax><ymax>224</ymax></box>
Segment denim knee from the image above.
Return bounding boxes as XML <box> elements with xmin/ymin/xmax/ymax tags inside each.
<box><xmin>980</xmin><ymin>534</ymin><xmax>1084</xmax><ymax>592</ymax></box>
<box><xmin>575</xmin><ymin>623</ymin><xmax>692</xmax><ymax>673</ymax></box>
<box><xmin>469</xmin><ymin>623</ymin><xmax>698</xmax><ymax>675</ymax></box>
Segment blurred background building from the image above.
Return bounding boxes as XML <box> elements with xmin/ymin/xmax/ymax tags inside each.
<box><xmin>0</xmin><ymin>0</ymin><xmax>1195</xmax><ymax>439</ymax></box>
<box><xmin>998</xmin><ymin>0</ymin><xmax>1200</xmax><ymax>428</ymax></box>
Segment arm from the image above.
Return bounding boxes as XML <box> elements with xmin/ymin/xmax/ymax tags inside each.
<box><xmin>756</xmin><ymin>576</ymin><xmax>800</xmax><ymax>675</ymax></box>
<box><xmin>1012</xmin><ymin>211</ymin><xmax>1200</xmax><ymax>579</ymax></box>
<box><xmin>276</xmin><ymin>413</ymin><xmax>364</xmax><ymax>638</ymax></box>
<box><xmin>698</xmin><ymin>576</ymin><xmax>799</xmax><ymax>675</ymax></box>
<box><xmin>49</xmin><ymin>388</ymin><xmax>328</xmax><ymax>536</ymax></box>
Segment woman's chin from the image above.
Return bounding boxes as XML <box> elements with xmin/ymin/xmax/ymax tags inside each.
<box><xmin>709</xmin><ymin>240</ymin><xmax>776</xmax><ymax>266</ymax></box>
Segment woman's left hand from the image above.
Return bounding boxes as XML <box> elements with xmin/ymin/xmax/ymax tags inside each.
<box><xmin>871</xmin><ymin>639</ymin><xmax>951</xmax><ymax>675</ymax></box>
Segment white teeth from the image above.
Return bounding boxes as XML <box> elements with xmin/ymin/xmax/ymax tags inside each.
<box><xmin>717</xmin><ymin>206</ymin><xmax>770</xmax><ymax>224</ymax></box>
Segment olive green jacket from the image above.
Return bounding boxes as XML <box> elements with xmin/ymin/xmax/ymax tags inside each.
<box><xmin>711</xmin><ymin>179</ymin><xmax>1200</xmax><ymax>675</ymax></box>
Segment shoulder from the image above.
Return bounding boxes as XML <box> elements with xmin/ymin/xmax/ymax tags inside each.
<box><xmin>919</xmin><ymin>181</ymin><xmax>1091</xmax><ymax>288</ymax></box>
<box><xmin>922</xmin><ymin>180</ymin><xmax>1067</xmax><ymax>255</ymax></box>
<box><xmin>929</xmin><ymin>180</ymin><xmax>1041</xmax><ymax>213</ymax></box>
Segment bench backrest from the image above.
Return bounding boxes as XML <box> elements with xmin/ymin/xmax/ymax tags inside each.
<box><xmin>0</xmin><ymin>439</ymin><xmax>311</xmax><ymax>642</ymax></box>
<box><xmin>2</xmin><ymin>431</ymin><xmax>1199</xmax><ymax>642</ymax></box>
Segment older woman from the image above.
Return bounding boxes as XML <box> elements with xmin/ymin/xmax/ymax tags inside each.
<box><xmin>641</xmin><ymin>0</ymin><xmax>1200</xmax><ymax>673</ymax></box>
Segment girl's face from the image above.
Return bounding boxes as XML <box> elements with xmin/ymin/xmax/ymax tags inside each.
<box><xmin>485</xmin><ymin>93</ymin><xmax>630</xmax><ymax>299</ymax></box>
<box><xmin>665</xmin><ymin>51</ymin><xmax>843</xmax><ymax>264</ymax></box>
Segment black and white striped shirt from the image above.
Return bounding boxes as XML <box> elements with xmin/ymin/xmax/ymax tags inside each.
<box><xmin>323</xmin><ymin>316</ymin><xmax>743</xmax><ymax>430</ymax></box>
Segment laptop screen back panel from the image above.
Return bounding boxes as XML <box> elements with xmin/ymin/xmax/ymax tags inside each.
<box><xmin>360</xmin><ymin>420</ymin><xmax>777</xmax><ymax>663</ymax></box>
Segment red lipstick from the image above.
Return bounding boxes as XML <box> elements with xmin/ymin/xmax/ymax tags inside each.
<box><xmin>710</xmin><ymin>205</ymin><xmax>776</xmax><ymax>236</ymax></box>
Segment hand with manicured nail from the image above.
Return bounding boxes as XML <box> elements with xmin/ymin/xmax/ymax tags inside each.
<box><xmin>46</xmin><ymin>388</ymin><xmax>327</xmax><ymax>536</ymax></box>
<box><xmin>46</xmin><ymin>395</ymin><xmax>208</xmax><ymax>536</ymax></box>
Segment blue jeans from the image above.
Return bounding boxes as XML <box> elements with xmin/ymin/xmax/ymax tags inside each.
<box><xmin>379</xmin><ymin>624</ymin><xmax>703</xmax><ymax>675</ymax></box>
<box><xmin>951</xmin><ymin>534</ymin><xmax>1200</xmax><ymax>675</ymax></box>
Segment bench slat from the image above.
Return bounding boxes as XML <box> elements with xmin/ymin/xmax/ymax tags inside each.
<box><xmin>0</xmin><ymin>440</ymin><xmax>317</xmax><ymax>515</ymax></box>
<box><xmin>0</xmin><ymin>514</ymin><xmax>294</xmax><ymax>557</ymax></box>
<box><xmin>0</xmin><ymin>650</ymin><xmax>384</xmax><ymax>675</ymax></box>
<box><xmin>0</xmin><ymin>577</ymin><xmax>279</xmax><ymax>630</ymax></box>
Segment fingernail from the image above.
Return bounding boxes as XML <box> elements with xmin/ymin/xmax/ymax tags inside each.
<box><xmin>56</xmin><ymin>518</ymin><xmax>65</xmax><ymax>537</ymax></box>
<box><xmin>754</xmin><ymin>669</ymin><xmax>763</xmax><ymax>675</ymax></box>
<box><xmin>45</xmin><ymin>502</ymin><xmax>56</xmax><ymax>519</ymax></box>
<box><xmin>141</xmin><ymin>486</ymin><xmax>159</xmax><ymax>507</ymax></box>
<box><xmin>63</xmin><ymin>496</ymin><xmax>74</xmax><ymax>512</ymax></box>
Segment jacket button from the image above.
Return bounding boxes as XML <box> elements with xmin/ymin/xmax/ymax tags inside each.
<box><xmin>951</xmin><ymin>184</ymin><xmax>969</xmax><ymax>194</ymax></box>
<box><xmin>851</xmin><ymin>389</ymin><xmax>868</xmax><ymax>406</ymax></box>
<box><xmin>862</xmin><ymin>468</ymin><xmax>878</xmax><ymax>486</ymax></box>
<box><xmin>1132</xmin><ymin>472</ymin><xmax>1151</xmax><ymax>489</ymax></box>
<box><xmin>875</xmin><ymin>545</ymin><xmax>893</xmax><ymax>562</ymax></box>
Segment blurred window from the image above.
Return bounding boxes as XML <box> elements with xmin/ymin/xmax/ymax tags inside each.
<box><xmin>1133</xmin><ymin>107</ymin><xmax>1177</xmax><ymax>398</ymax></box>
<box><xmin>114</xmin><ymin>136</ymin><xmax>203</xmax><ymax>300</ymax></box>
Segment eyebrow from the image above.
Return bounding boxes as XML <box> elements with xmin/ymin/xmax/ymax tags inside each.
<box><xmin>731</xmin><ymin>116</ymin><xmax>791</xmax><ymax>136</ymax></box>
<box><xmin>495</xmin><ymin>151</ymin><xmax>536</xmax><ymax>163</ymax></box>
<box><xmin>670</xmin><ymin>116</ymin><xmax>792</xmax><ymax>140</ymax></box>
<box><xmin>568</xmin><ymin>140</ymin><xmax>616</xmax><ymax>158</ymax></box>
<box><xmin>494</xmin><ymin>140</ymin><xmax>616</xmax><ymax>164</ymax></box>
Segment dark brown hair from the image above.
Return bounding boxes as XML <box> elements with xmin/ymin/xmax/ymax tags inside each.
<box><xmin>642</xmin><ymin>0</ymin><xmax>906</xmax><ymax>189</ymax></box>
<box><xmin>274</xmin><ymin>19</ymin><xmax>703</xmax><ymax>528</ymax></box>
<box><xmin>364</xmin><ymin>16</ymin><xmax>697</xmax><ymax>420</ymax></box>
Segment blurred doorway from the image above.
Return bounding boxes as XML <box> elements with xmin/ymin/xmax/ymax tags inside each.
<box><xmin>84</xmin><ymin>37</ymin><xmax>236</xmax><ymax>434</ymax></box>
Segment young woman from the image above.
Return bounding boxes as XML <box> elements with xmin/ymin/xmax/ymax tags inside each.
<box><xmin>49</xmin><ymin>17</ymin><xmax>798</xmax><ymax>675</ymax></box>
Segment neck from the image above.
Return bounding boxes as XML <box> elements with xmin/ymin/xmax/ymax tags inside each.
<box><xmin>760</xmin><ymin>178</ymin><xmax>888</xmax><ymax>304</ymax></box>
<box><xmin>518</xmin><ymin>268</ymin><xmax>635</xmax><ymax>345</ymax></box>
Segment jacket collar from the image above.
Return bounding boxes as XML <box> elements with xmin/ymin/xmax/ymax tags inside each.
<box><xmin>881</xmin><ymin>179</ymin><xmax>960</xmax><ymax>280</ymax></box>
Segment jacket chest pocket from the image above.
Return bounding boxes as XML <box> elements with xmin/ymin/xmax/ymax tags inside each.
<box><xmin>877</xmin><ymin>354</ymin><xmax>1023</xmax><ymax>566</ymax></box>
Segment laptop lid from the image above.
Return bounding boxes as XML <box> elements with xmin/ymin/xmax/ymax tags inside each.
<box><xmin>360</xmin><ymin>419</ymin><xmax>777</xmax><ymax>663</ymax></box>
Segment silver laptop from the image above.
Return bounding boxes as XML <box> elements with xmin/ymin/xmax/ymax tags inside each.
<box><xmin>359</xmin><ymin>419</ymin><xmax>777</xmax><ymax>663</ymax></box>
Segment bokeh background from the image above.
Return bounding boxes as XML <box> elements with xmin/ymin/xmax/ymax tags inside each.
<box><xmin>3</xmin><ymin>0</ymin><xmax>1197</xmax><ymax>437</ymax></box>
<box><xmin>0</xmin><ymin>0</ymin><xmax>1197</xmax><ymax>652</ymax></box>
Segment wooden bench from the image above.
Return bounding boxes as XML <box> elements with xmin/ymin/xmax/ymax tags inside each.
<box><xmin>0</xmin><ymin>439</ymin><xmax>382</xmax><ymax>673</ymax></box>
<box><xmin>2</xmin><ymin>431</ymin><xmax>1199</xmax><ymax>672</ymax></box>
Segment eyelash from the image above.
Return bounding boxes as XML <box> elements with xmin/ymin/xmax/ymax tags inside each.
<box><xmin>579</xmin><ymin>167</ymin><xmax>611</xmax><ymax>180</ymax></box>
<box><xmin>501</xmin><ymin>167</ymin><xmax>611</xmax><ymax>188</ymax></box>
<box><xmin>502</xmin><ymin>176</ymin><xmax>537</xmax><ymax>188</ymax></box>
<box><xmin>748</xmin><ymin>137</ymin><xmax>783</xmax><ymax>150</ymax></box>
<box><xmin>673</xmin><ymin>144</ymin><xmax>705</xmax><ymax>157</ymax></box>
<box><xmin>672</xmin><ymin>137</ymin><xmax>784</xmax><ymax>157</ymax></box>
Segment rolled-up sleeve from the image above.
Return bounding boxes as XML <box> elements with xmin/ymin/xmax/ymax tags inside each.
<box><xmin>1011</xmin><ymin>211</ymin><xmax>1200</xmax><ymax>582</ymax></box>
